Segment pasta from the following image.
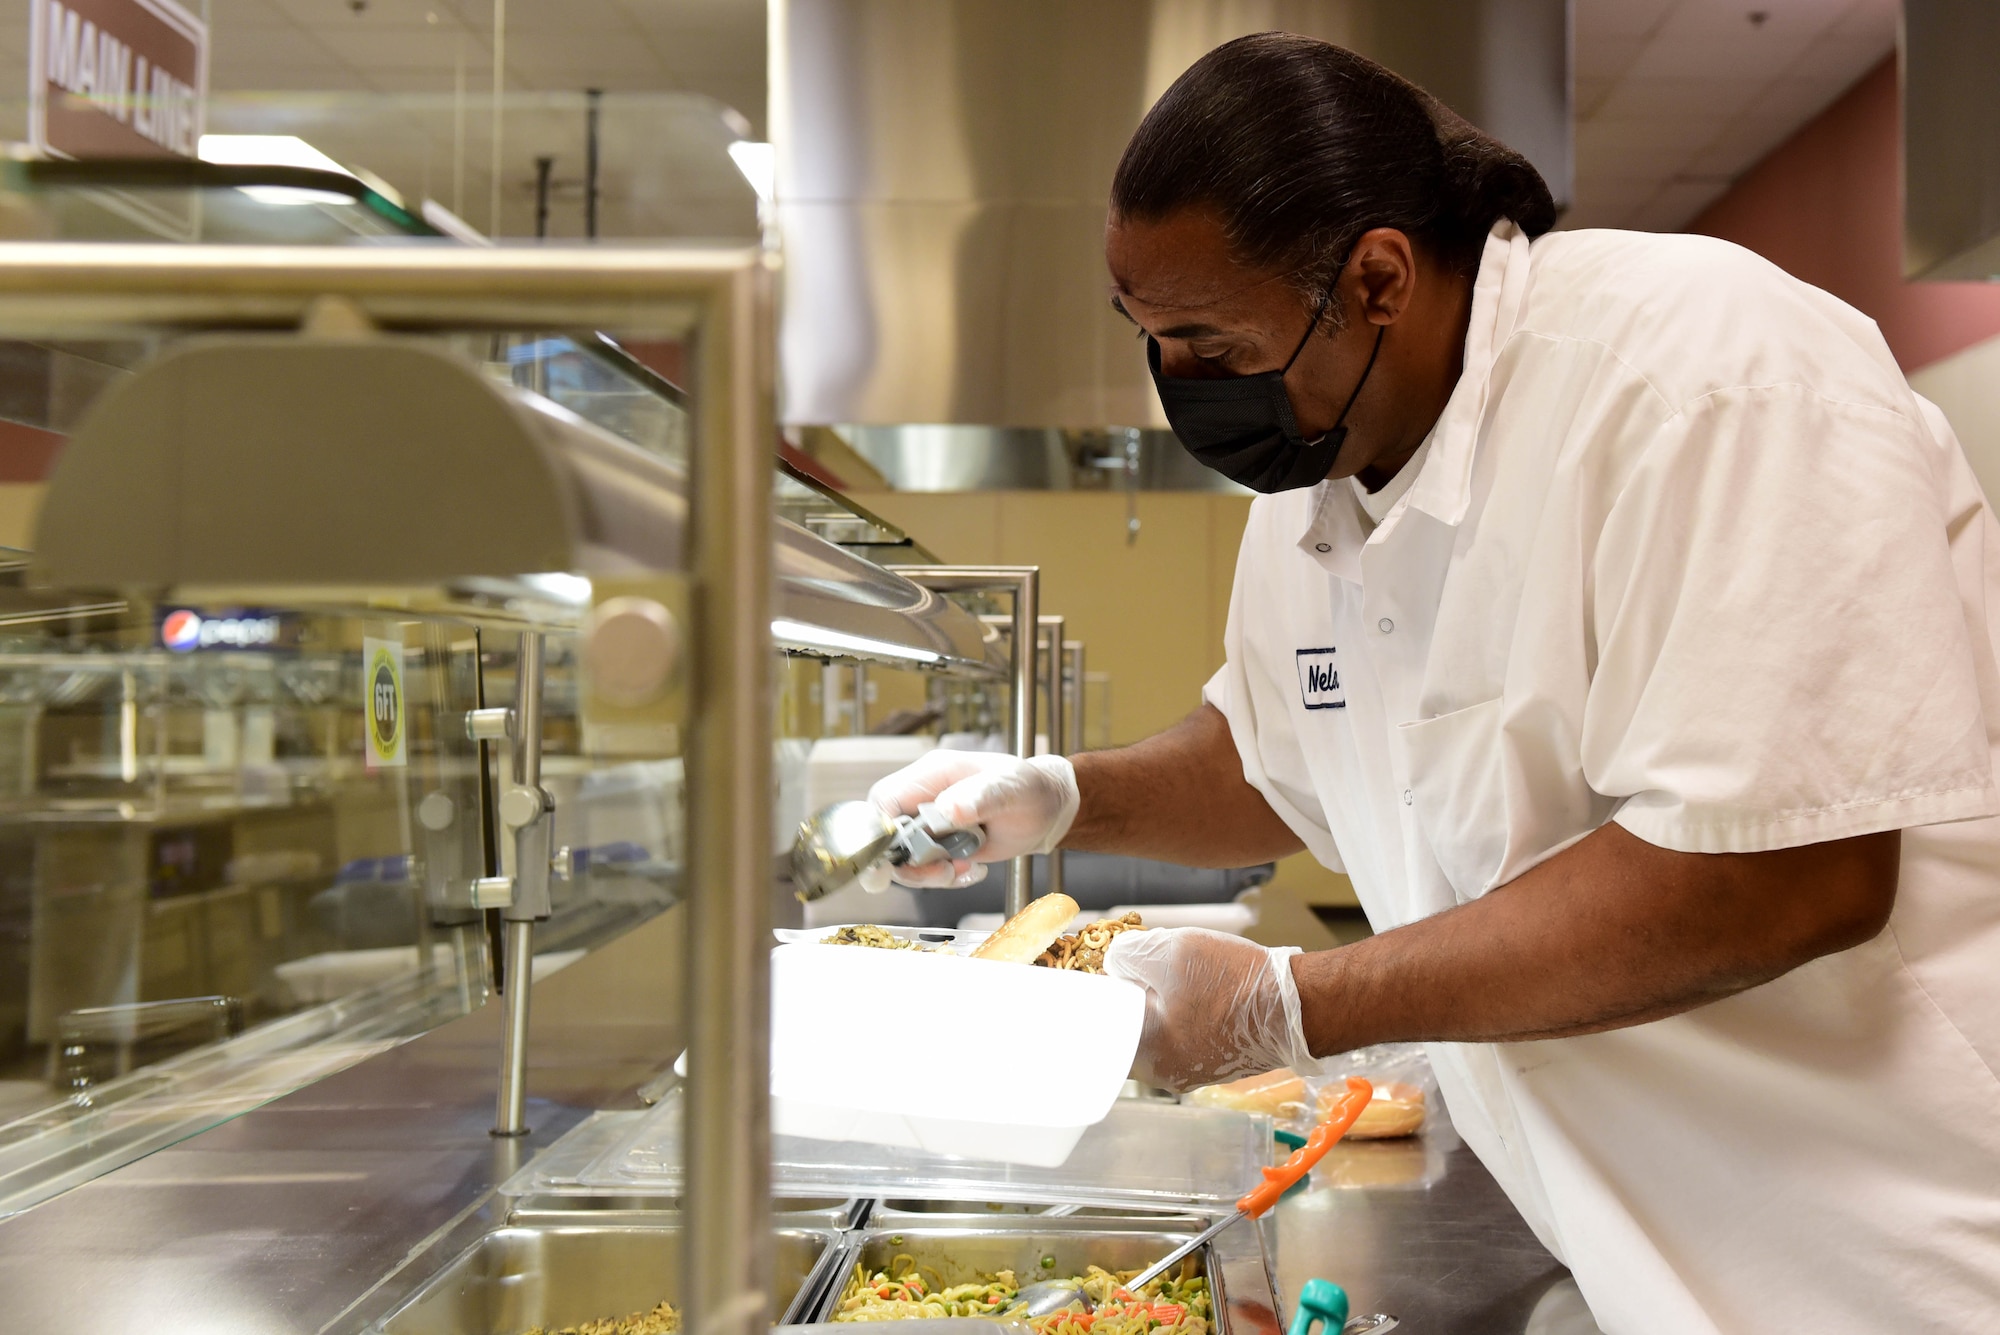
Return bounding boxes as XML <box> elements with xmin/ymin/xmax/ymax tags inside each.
<box><xmin>831</xmin><ymin>1256</ymin><xmax>1210</xmax><ymax>1335</ymax></box>
<box><xmin>1035</xmin><ymin>913</ymin><xmax>1145</xmax><ymax>973</ymax></box>
<box><xmin>523</xmin><ymin>1299</ymin><xmax>679</xmax><ymax>1335</ymax></box>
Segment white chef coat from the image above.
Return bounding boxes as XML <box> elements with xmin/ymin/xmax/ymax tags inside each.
<box><xmin>1205</xmin><ymin>222</ymin><xmax>2000</xmax><ymax>1333</ymax></box>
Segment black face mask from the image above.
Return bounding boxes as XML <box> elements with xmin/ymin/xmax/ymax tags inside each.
<box><xmin>1148</xmin><ymin>295</ymin><xmax>1385</xmax><ymax>494</ymax></box>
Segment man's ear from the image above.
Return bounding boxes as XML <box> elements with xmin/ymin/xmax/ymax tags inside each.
<box><xmin>1346</xmin><ymin>227</ymin><xmax>1418</xmax><ymax>325</ymax></box>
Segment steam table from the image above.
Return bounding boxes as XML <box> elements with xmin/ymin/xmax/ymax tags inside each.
<box><xmin>0</xmin><ymin>916</ymin><xmax>1589</xmax><ymax>1333</ymax></box>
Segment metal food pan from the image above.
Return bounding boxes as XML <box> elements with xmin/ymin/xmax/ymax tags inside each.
<box><xmin>377</xmin><ymin>1224</ymin><xmax>839</xmax><ymax>1334</ymax></box>
<box><xmin>807</xmin><ymin>1225</ymin><xmax>1212</xmax><ymax>1325</ymax></box>
<box><xmin>872</xmin><ymin>1200</ymin><xmax>1199</xmax><ymax>1222</ymax></box>
<box><xmin>507</xmin><ymin>1195</ymin><xmax>864</xmax><ymax>1229</ymax></box>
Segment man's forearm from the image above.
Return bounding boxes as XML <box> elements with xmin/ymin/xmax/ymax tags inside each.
<box><xmin>1066</xmin><ymin>704</ymin><xmax>1303</xmax><ymax>867</ymax></box>
<box><xmin>1293</xmin><ymin>823</ymin><xmax>1901</xmax><ymax>1053</ymax></box>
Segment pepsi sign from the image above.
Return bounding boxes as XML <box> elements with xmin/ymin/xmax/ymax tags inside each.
<box><xmin>159</xmin><ymin>608</ymin><xmax>283</xmax><ymax>652</ymax></box>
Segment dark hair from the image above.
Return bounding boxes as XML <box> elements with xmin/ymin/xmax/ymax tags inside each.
<box><xmin>1111</xmin><ymin>33</ymin><xmax>1557</xmax><ymax>302</ymax></box>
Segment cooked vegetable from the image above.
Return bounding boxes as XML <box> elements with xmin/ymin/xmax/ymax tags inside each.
<box><xmin>831</xmin><ymin>1257</ymin><xmax>1209</xmax><ymax>1335</ymax></box>
<box><xmin>523</xmin><ymin>1298</ymin><xmax>679</xmax><ymax>1335</ymax></box>
<box><xmin>824</xmin><ymin>925</ymin><xmax>931</xmax><ymax>951</ymax></box>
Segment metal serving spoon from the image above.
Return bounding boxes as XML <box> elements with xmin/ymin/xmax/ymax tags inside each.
<box><xmin>790</xmin><ymin>799</ymin><xmax>984</xmax><ymax>902</ymax></box>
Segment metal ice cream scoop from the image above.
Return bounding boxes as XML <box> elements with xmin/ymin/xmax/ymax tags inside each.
<box><xmin>790</xmin><ymin>799</ymin><xmax>985</xmax><ymax>902</ymax></box>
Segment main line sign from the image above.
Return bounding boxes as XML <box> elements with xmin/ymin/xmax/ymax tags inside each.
<box><xmin>29</xmin><ymin>0</ymin><xmax>207</xmax><ymax>160</ymax></box>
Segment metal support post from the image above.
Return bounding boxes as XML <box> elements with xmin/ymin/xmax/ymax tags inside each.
<box><xmin>493</xmin><ymin>629</ymin><xmax>552</xmax><ymax>1137</ymax></box>
<box><xmin>1063</xmin><ymin>641</ymin><xmax>1085</xmax><ymax>753</ymax></box>
<box><xmin>889</xmin><ymin>565</ymin><xmax>1040</xmax><ymax>916</ymax></box>
<box><xmin>683</xmin><ymin>257</ymin><xmax>776</xmax><ymax>1335</ymax></box>
<box><xmin>1038</xmin><ymin>615</ymin><xmax>1066</xmax><ymax>901</ymax></box>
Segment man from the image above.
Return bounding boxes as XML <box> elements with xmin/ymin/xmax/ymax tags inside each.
<box><xmin>869</xmin><ymin>34</ymin><xmax>2000</xmax><ymax>1334</ymax></box>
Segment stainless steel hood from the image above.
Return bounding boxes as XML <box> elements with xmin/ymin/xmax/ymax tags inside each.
<box><xmin>773</xmin><ymin>0</ymin><xmax>1571</xmax><ymax>430</ymax></box>
<box><xmin>1903</xmin><ymin>1</ymin><xmax>2000</xmax><ymax>280</ymax></box>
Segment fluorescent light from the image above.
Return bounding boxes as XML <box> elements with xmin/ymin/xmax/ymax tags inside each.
<box><xmin>198</xmin><ymin>134</ymin><xmax>357</xmax><ymax>207</ymax></box>
<box><xmin>518</xmin><ymin>573</ymin><xmax>593</xmax><ymax>607</ymax></box>
<box><xmin>771</xmin><ymin>618</ymin><xmax>942</xmax><ymax>665</ymax></box>
<box><xmin>199</xmin><ymin>134</ymin><xmax>351</xmax><ymax>174</ymax></box>
<box><xmin>728</xmin><ymin>140</ymin><xmax>774</xmax><ymax>203</ymax></box>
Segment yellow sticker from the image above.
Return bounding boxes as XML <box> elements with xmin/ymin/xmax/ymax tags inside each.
<box><xmin>363</xmin><ymin>636</ymin><xmax>406</xmax><ymax>768</ymax></box>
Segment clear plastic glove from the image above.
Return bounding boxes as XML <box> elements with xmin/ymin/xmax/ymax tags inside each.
<box><xmin>865</xmin><ymin>749</ymin><xmax>1079</xmax><ymax>888</ymax></box>
<box><xmin>1103</xmin><ymin>927</ymin><xmax>1322</xmax><ymax>1092</ymax></box>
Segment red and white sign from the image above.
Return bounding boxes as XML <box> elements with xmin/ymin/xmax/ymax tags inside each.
<box><xmin>28</xmin><ymin>0</ymin><xmax>207</xmax><ymax>160</ymax></box>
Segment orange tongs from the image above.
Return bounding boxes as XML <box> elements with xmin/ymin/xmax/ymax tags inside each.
<box><xmin>1122</xmin><ymin>1077</ymin><xmax>1373</xmax><ymax>1293</ymax></box>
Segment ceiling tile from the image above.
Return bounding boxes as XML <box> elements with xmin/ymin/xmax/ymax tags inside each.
<box><xmin>1577</xmin><ymin>115</ymin><xmax>1732</xmax><ymax>181</ymax></box>
<box><xmin>1592</xmin><ymin>75</ymin><xmax>1761</xmax><ymax>122</ymax></box>
<box><xmin>271</xmin><ymin>0</ymin><xmax>459</xmax><ymax>28</ymax></box>
<box><xmin>1629</xmin><ymin>176</ymin><xmax>1734</xmax><ymax>230</ymax></box>
<box><xmin>1574</xmin><ymin>0</ymin><xmax>1681</xmax><ymax>41</ymax></box>
<box><xmin>208</xmin><ymin>0</ymin><xmax>299</xmax><ymax>27</ymax></box>
<box><xmin>211</xmin><ymin>23</ymin><xmax>347</xmax><ymax>65</ymax></box>
<box><xmin>1575</xmin><ymin>75</ymin><xmax>1618</xmax><ymax>118</ymax></box>
<box><xmin>1563</xmin><ymin>172</ymin><xmax>1658</xmax><ymax>218</ymax></box>
<box><xmin>482</xmin><ymin>0</ymin><xmax>640</xmax><ymax>31</ymax></box>
<box><xmin>1748</xmin><ymin>68</ymin><xmax>1865</xmax><ymax>126</ymax></box>
<box><xmin>1679</xmin><ymin>109</ymin><xmax>1804</xmax><ymax>179</ymax></box>
<box><xmin>1785</xmin><ymin>29</ymin><xmax>1895</xmax><ymax>87</ymax></box>
<box><xmin>210</xmin><ymin>62</ymin><xmax>370</xmax><ymax>91</ymax></box>
<box><xmin>1654</xmin><ymin>0</ymin><xmax>1853</xmax><ymax>41</ymax></box>
<box><xmin>1680</xmin><ymin>71</ymin><xmax>1858</xmax><ymax>178</ymax></box>
<box><xmin>1831</xmin><ymin>0</ymin><xmax>1902</xmax><ymax>40</ymax></box>
<box><xmin>1575</xmin><ymin>33</ymin><xmax>1645</xmax><ymax>79</ymax></box>
<box><xmin>360</xmin><ymin>66</ymin><xmax>476</xmax><ymax>92</ymax></box>
<box><xmin>312</xmin><ymin>26</ymin><xmax>488</xmax><ymax>69</ymax></box>
<box><xmin>1626</xmin><ymin>31</ymin><xmax>1817</xmax><ymax>81</ymax></box>
<box><xmin>499</xmin><ymin>30</ymin><xmax>665</xmax><ymax>68</ymax></box>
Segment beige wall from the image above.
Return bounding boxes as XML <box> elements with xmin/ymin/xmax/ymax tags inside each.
<box><xmin>853</xmin><ymin>490</ymin><xmax>1245</xmax><ymax>746</ymax></box>
<box><xmin>0</xmin><ymin>485</ymin><xmax>43</xmax><ymax>550</ymax></box>
<box><xmin>853</xmin><ymin>488</ymin><xmax>1359</xmax><ymax>919</ymax></box>
<box><xmin>1910</xmin><ymin>334</ymin><xmax>2000</xmax><ymax>508</ymax></box>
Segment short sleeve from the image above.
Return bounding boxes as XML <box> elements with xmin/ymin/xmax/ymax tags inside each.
<box><xmin>1205</xmin><ymin>503</ymin><xmax>1347</xmax><ymax>872</ymax></box>
<box><xmin>1586</xmin><ymin>384</ymin><xmax>1999</xmax><ymax>853</ymax></box>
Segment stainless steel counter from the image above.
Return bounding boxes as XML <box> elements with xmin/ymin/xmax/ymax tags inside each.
<box><xmin>0</xmin><ymin>907</ymin><xmax>686</xmax><ymax>1333</ymax></box>
<box><xmin>1270</xmin><ymin>1130</ymin><xmax>1595</xmax><ymax>1334</ymax></box>
<box><xmin>0</xmin><ymin>907</ymin><xmax>1593</xmax><ymax>1334</ymax></box>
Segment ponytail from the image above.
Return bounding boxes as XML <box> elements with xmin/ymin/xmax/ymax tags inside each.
<box><xmin>1433</xmin><ymin>105</ymin><xmax>1559</xmax><ymax>245</ymax></box>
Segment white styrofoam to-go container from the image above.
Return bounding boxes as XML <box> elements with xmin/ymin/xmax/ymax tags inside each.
<box><xmin>769</xmin><ymin>942</ymin><xmax>1144</xmax><ymax>1167</ymax></box>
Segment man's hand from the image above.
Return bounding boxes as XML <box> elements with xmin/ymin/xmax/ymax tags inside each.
<box><xmin>1292</xmin><ymin>823</ymin><xmax>1901</xmax><ymax>1055</ymax></box>
<box><xmin>862</xmin><ymin>703</ymin><xmax>1306</xmax><ymax>888</ymax></box>
<box><xmin>866</xmin><ymin>750</ymin><xmax>1079</xmax><ymax>887</ymax></box>
<box><xmin>1102</xmin><ymin>823</ymin><xmax>1899</xmax><ymax>1088</ymax></box>
<box><xmin>1102</xmin><ymin>928</ymin><xmax>1318</xmax><ymax>1090</ymax></box>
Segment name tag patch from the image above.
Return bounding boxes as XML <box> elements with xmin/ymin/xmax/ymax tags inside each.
<box><xmin>1295</xmin><ymin>646</ymin><xmax>1345</xmax><ymax>710</ymax></box>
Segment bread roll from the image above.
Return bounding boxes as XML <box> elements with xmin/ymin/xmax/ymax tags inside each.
<box><xmin>1320</xmin><ymin>1079</ymin><xmax>1426</xmax><ymax>1139</ymax></box>
<box><xmin>1186</xmin><ymin>1069</ymin><xmax>1308</xmax><ymax>1119</ymax></box>
<box><xmin>970</xmin><ymin>892</ymin><xmax>1080</xmax><ymax>964</ymax></box>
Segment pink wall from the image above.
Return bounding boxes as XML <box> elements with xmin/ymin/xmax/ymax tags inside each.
<box><xmin>1690</xmin><ymin>57</ymin><xmax>2000</xmax><ymax>374</ymax></box>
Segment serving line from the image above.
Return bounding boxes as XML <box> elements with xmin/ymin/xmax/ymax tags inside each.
<box><xmin>0</xmin><ymin>910</ymin><xmax>1578</xmax><ymax>1333</ymax></box>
